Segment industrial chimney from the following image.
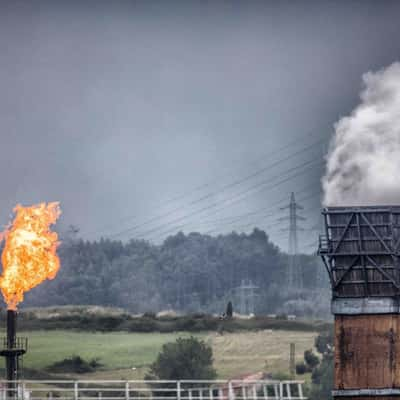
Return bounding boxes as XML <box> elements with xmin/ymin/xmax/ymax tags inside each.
<box><xmin>319</xmin><ymin>206</ymin><xmax>400</xmax><ymax>399</ymax></box>
<box><xmin>0</xmin><ymin>310</ymin><xmax>27</xmax><ymax>397</ymax></box>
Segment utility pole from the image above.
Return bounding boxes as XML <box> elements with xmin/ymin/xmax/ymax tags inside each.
<box><xmin>280</xmin><ymin>192</ymin><xmax>306</xmax><ymax>291</ymax></box>
<box><xmin>289</xmin><ymin>343</ymin><xmax>296</xmax><ymax>378</ymax></box>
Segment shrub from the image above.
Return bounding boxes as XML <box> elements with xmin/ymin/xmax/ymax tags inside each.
<box><xmin>270</xmin><ymin>371</ymin><xmax>292</xmax><ymax>381</ymax></box>
<box><xmin>46</xmin><ymin>356</ymin><xmax>103</xmax><ymax>373</ymax></box>
<box><xmin>95</xmin><ymin>315</ymin><xmax>125</xmax><ymax>331</ymax></box>
<box><xmin>191</xmin><ymin>312</ymin><xmax>207</xmax><ymax>319</ymax></box>
<box><xmin>309</xmin><ymin>354</ymin><xmax>333</xmax><ymax>400</ymax></box>
<box><xmin>127</xmin><ymin>318</ymin><xmax>157</xmax><ymax>332</ymax></box>
<box><xmin>146</xmin><ymin>337</ymin><xmax>217</xmax><ymax>380</ymax></box>
<box><xmin>308</xmin><ymin>331</ymin><xmax>334</xmax><ymax>400</ymax></box>
<box><xmin>143</xmin><ymin>311</ymin><xmax>157</xmax><ymax>319</ymax></box>
<box><xmin>295</xmin><ymin>362</ymin><xmax>309</xmax><ymax>375</ymax></box>
<box><xmin>304</xmin><ymin>349</ymin><xmax>320</xmax><ymax>369</ymax></box>
<box><xmin>175</xmin><ymin>317</ymin><xmax>197</xmax><ymax>331</ymax></box>
<box><xmin>315</xmin><ymin>331</ymin><xmax>334</xmax><ymax>355</ymax></box>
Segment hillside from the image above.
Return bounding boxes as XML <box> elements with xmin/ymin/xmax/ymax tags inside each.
<box><xmin>21</xmin><ymin>230</ymin><xmax>329</xmax><ymax>318</ymax></box>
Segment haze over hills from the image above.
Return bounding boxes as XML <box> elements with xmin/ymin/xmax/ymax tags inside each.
<box><xmin>23</xmin><ymin>229</ymin><xmax>329</xmax><ymax>318</ymax></box>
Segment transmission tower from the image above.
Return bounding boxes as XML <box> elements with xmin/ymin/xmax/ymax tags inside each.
<box><xmin>281</xmin><ymin>192</ymin><xmax>306</xmax><ymax>291</ymax></box>
<box><xmin>234</xmin><ymin>279</ymin><xmax>259</xmax><ymax>315</ymax></box>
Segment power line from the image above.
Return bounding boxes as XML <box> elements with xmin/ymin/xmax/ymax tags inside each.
<box><xmin>150</xmin><ymin>170</ymin><xmax>323</xmax><ymax>240</ymax></box>
<box><xmin>84</xmin><ymin>131</ymin><xmax>324</xmax><ymax>236</ymax></box>
<box><xmin>202</xmin><ymin>192</ymin><xmax>320</xmax><ymax>237</ymax></box>
<box><xmin>129</xmin><ymin>159</ymin><xmax>323</xmax><ymax>241</ymax></box>
<box><xmin>145</xmin><ymin>184</ymin><xmax>322</xmax><ymax>245</ymax></box>
<box><xmin>139</xmin><ymin>164</ymin><xmax>322</xmax><ymax>242</ymax></box>
<box><xmin>145</xmin><ymin>171</ymin><xmax>322</xmax><ymax>242</ymax></box>
<box><xmin>209</xmin><ymin>189</ymin><xmax>322</xmax><ymax>236</ymax></box>
<box><xmin>157</xmin><ymin>131</ymin><xmax>323</xmax><ymax>206</ymax></box>
<box><xmin>104</xmin><ymin>140</ymin><xmax>323</xmax><ymax>239</ymax></box>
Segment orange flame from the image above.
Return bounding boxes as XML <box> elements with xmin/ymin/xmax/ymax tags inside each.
<box><xmin>0</xmin><ymin>202</ymin><xmax>62</xmax><ymax>310</ymax></box>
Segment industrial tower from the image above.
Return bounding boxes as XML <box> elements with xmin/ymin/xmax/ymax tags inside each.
<box><xmin>281</xmin><ymin>192</ymin><xmax>305</xmax><ymax>290</ymax></box>
<box><xmin>320</xmin><ymin>206</ymin><xmax>400</xmax><ymax>399</ymax></box>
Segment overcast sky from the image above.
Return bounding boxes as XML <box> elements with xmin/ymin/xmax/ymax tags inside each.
<box><xmin>1</xmin><ymin>0</ymin><xmax>400</xmax><ymax>251</ymax></box>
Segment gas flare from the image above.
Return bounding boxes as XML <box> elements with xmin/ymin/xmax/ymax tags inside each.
<box><xmin>0</xmin><ymin>202</ymin><xmax>61</xmax><ymax>310</ymax></box>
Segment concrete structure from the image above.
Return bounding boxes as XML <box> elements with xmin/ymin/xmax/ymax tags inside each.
<box><xmin>319</xmin><ymin>206</ymin><xmax>400</xmax><ymax>399</ymax></box>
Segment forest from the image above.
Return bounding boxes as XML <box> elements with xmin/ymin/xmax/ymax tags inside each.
<box><xmin>23</xmin><ymin>228</ymin><xmax>330</xmax><ymax>318</ymax></box>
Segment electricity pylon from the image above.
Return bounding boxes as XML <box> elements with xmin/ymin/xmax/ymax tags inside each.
<box><xmin>234</xmin><ymin>279</ymin><xmax>259</xmax><ymax>315</ymax></box>
<box><xmin>280</xmin><ymin>192</ymin><xmax>306</xmax><ymax>291</ymax></box>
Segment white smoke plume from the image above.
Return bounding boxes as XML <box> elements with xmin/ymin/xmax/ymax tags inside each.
<box><xmin>323</xmin><ymin>62</ymin><xmax>400</xmax><ymax>206</ymax></box>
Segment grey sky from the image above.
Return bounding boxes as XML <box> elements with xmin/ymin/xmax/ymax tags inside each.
<box><xmin>1</xmin><ymin>0</ymin><xmax>400</xmax><ymax>251</ymax></box>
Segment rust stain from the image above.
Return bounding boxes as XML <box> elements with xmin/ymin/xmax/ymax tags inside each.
<box><xmin>335</xmin><ymin>315</ymin><xmax>400</xmax><ymax>391</ymax></box>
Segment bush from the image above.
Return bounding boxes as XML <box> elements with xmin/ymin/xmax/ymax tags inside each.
<box><xmin>127</xmin><ymin>318</ymin><xmax>157</xmax><ymax>332</ymax></box>
<box><xmin>95</xmin><ymin>315</ymin><xmax>125</xmax><ymax>331</ymax></box>
<box><xmin>309</xmin><ymin>354</ymin><xmax>333</xmax><ymax>400</ymax></box>
<box><xmin>308</xmin><ymin>331</ymin><xmax>334</xmax><ymax>400</ymax></box>
<box><xmin>46</xmin><ymin>356</ymin><xmax>103</xmax><ymax>373</ymax></box>
<box><xmin>295</xmin><ymin>362</ymin><xmax>309</xmax><ymax>375</ymax></box>
<box><xmin>269</xmin><ymin>371</ymin><xmax>292</xmax><ymax>381</ymax></box>
<box><xmin>191</xmin><ymin>312</ymin><xmax>207</xmax><ymax>319</ymax></box>
<box><xmin>175</xmin><ymin>317</ymin><xmax>197</xmax><ymax>331</ymax></box>
<box><xmin>11</xmin><ymin>309</ymin><xmax>330</xmax><ymax>334</ymax></box>
<box><xmin>146</xmin><ymin>337</ymin><xmax>217</xmax><ymax>380</ymax></box>
<box><xmin>142</xmin><ymin>311</ymin><xmax>157</xmax><ymax>319</ymax></box>
<box><xmin>304</xmin><ymin>349</ymin><xmax>319</xmax><ymax>369</ymax></box>
<box><xmin>315</xmin><ymin>331</ymin><xmax>333</xmax><ymax>355</ymax></box>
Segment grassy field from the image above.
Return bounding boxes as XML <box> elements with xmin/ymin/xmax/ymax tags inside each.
<box><xmin>211</xmin><ymin>329</ymin><xmax>317</xmax><ymax>378</ymax></box>
<box><xmin>19</xmin><ymin>329</ymin><xmax>317</xmax><ymax>380</ymax></box>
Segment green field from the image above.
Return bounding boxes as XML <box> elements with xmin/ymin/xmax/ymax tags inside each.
<box><xmin>19</xmin><ymin>329</ymin><xmax>317</xmax><ymax>380</ymax></box>
<box><xmin>23</xmin><ymin>331</ymin><xmax>198</xmax><ymax>379</ymax></box>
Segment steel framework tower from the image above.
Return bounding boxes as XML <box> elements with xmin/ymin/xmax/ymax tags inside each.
<box><xmin>281</xmin><ymin>192</ymin><xmax>305</xmax><ymax>290</ymax></box>
<box><xmin>319</xmin><ymin>206</ymin><xmax>400</xmax><ymax>399</ymax></box>
<box><xmin>234</xmin><ymin>279</ymin><xmax>259</xmax><ymax>315</ymax></box>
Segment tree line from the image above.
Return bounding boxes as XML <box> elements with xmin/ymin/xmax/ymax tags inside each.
<box><xmin>23</xmin><ymin>228</ymin><xmax>330</xmax><ymax>317</ymax></box>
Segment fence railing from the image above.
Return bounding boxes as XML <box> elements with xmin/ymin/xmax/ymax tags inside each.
<box><xmin>0</xmin><ymin>338</ymin><xmax>28</xmax><ymax>352</ymax></box>
<box><xmin>0</xmin><ymin>380</ymin><xmax>307</xmax><ymax>400</ymax></box>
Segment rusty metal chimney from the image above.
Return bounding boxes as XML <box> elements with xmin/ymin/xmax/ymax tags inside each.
<box><xmin>319</xmin><ymin>206</ymin><xmax>400</xmax><ymax>399</ymax></box>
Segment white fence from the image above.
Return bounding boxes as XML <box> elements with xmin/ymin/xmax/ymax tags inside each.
<box><xmin>0</xmin><ymin>380</ymin><xmax>307</xmax><ymax>400</ymax></box>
